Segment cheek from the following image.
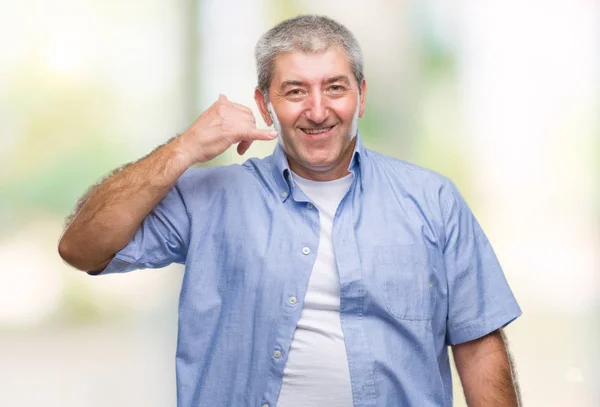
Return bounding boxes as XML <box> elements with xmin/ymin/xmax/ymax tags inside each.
<box><xmin>332</xmin><ymin>99</ymin><xmax>358</xmax><ymax>121</ymax></box>
<box><xmin>277</xmin><ymin>105</ymin><xmax>303</xmax><ymax>127</ymax></box>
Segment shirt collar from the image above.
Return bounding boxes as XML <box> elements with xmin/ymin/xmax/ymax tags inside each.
<box><xmin>270</xmin><ymin>131</ymin><xmax>365</xmax><ymax>202</ymax></box>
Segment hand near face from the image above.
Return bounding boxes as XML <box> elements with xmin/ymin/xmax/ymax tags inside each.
<box><xmin>177</xmin><ymin>94</ymin><xmax>278</xmax><ymax>166</ymax></box>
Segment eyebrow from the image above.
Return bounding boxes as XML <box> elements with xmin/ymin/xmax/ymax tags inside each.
<box><xmin>279</xmin><ymin>75</ymin><xmax>352</xmax><ymax>89</ymax></box>
<box><xmin>324</xmin><ymin>75</ymin><xmax>351</xmax><ymax>85</ymax></box>
<box><xmin>280</xmin><ymin>80</ymin><xmax>305</xmax><ymax>89</ymax></box>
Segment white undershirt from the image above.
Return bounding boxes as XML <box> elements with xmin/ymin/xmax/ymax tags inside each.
<box><xmin>276</xmin><ymin>171</ymin><xmax>355</xmax><ymax>407</ymax></box>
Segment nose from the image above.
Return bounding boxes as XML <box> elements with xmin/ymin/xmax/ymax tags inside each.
<box><xmin>304</xmin><ymin>93</ymin><xmax>328</xmax><ymax>124</ymax></box>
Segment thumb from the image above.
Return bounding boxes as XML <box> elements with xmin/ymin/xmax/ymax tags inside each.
<box><xmin>218</xmin><ymin>94</ymin><xmax>228</xmax><ymax>103</ymax></box>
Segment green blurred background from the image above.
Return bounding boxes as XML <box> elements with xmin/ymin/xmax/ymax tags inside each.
<box><xmin>0</xmin><ymin>0</ymin><xmax>598</xmax><ymax>405</ymax></box>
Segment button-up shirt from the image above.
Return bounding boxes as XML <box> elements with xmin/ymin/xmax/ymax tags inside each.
<box><xmin>98</xmin><ymin>134</ymin><xmax>521</xmax><ymax>407</ymax></box>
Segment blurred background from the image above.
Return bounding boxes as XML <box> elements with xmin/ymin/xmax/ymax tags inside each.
<box><xmin>0</xmin><ymin>0</ymin><xmax>598</xmax><ymax>405</ymax></box>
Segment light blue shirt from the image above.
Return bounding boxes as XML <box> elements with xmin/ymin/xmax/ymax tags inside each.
<box><xmin>97</xmin><ymin>134</ymin><xmax>521</xmax><ymax>407</ymax></box>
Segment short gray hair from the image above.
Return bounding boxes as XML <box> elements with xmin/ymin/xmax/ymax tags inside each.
<box><xmin>254</xmin><ymin>15</ymin><xmax>364</xmax><ymax>100</ymax></box>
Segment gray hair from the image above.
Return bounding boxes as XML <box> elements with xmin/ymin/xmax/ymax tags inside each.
<box><xmin>254</xmin><ymin>15</ymin><xmax>364</xmax><ymax>100</ymax></box>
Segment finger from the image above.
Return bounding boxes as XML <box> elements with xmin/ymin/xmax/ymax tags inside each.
<box><xmin>224</xmin><ymin>104</ymin><xmax>256</xmax><ymax>123</ymax></box>
<box><xmin>236</xmin><ymin>128</ymin><xmax>278</xmax><ymax>141</ymax></box>
<box><xmin>228</xmin><ymin>101</ymin><xmax>254</xmax><ymax>115</ymax></box>
<box><xmin>237</xmin><ymin>140</ymin><xmax>253</xmax><ymax>155</ymax></box>
<box><xmin>210</xmin><ymin>94</ymin><xmax>229</xmax><ymax>115</ymax></box>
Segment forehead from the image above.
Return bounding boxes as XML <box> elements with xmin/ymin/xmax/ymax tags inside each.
<box><xmin>271</xmin><ymin>47</ymin><xmax>354</xmax><ymax>86</ymax></box>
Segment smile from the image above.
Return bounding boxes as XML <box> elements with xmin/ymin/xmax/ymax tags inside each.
<box><xmin>300</xmin><ymin>125</ymin><xmax>335</xmax><ymax>135</ymax></box>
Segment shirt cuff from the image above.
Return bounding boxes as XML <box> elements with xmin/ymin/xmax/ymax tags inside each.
<box><xmin>87</xmin><ymin>252</ymin><xmax>139</xmax><ymax>276</ymax></box>
<box><xmin>446</xmin><ymin>300</ymin><xmax>522</xmax><ymax>345</ymax></box>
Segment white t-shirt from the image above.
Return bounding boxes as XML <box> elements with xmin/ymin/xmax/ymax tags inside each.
<box><xmin>276</xmin><ymin>171</ymin><xmax>355</xmax><ymax>407</ymax></box>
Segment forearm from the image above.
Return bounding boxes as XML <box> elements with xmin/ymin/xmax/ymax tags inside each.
<box><xmin>58</xmin><ymin>136</ymin><xmax>191</xmax><ymax>271</ymax></box>
<box><xmin>59</xmin><ymin>94</ymin><xmax>277</xmax><ymax>271</ymax></box>
<box><xmin>453</xmin><ymin>330</ymin><xmax>520</xmax><ymax>406</ymax></box>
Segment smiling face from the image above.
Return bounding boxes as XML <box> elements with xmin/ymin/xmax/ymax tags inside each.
<box><xmin>255</xmin><ymin>47</ymin><xmax>366</xmax><ymax>181</ymax></box>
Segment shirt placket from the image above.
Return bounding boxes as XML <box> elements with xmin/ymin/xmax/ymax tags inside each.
<box><xmin>259</xmin><ymin>190</ymin><xmax>320</xmax><ymax>407</ymax></box>
<box><xmin>334</xmin><ymin>182</ymin><xmax>378</xmax><ymax>407</ymax></box>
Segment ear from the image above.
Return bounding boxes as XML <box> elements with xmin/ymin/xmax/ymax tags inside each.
<box><xmin>358</xmin><ymin>78</ymin><xmax>367</xmax><ymax>118</ymax></box>
<box><xmin>254</xmin><ymin>87</ymin><xmax>272</xmax><ymax>126</ymax></box>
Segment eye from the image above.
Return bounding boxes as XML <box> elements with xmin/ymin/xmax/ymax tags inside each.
<box><xmin>328</xmin><ymin>85</ymin><xmax>346</xmax><ymax>92</ymax></box>
<box><xmin>286</xmin><ymin>89</ymin><xmax>304</xmax><ymax>96</ymax></box>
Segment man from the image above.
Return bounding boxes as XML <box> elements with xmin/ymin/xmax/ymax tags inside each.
<box><xmin>59</xmin><ymin>15</ymin><xmax>522</xmax><ymax>407</ymax></box>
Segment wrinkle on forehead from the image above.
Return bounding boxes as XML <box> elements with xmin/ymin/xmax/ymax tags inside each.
<box><xmin>271</xmin><ymin>47</ymin><xmax>354</xmax><ymax>89</ymax></box>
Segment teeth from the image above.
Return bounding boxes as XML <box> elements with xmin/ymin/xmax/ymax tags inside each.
<box><xmin>303</xmin><ymin>126</ymin><xmax>333</xmax><ymax>135</ymax></box>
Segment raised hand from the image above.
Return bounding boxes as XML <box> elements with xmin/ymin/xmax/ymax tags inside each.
<box><xmin>177</xmin><ymin>94</ymin><xmax>278</xmax><ymax>166</ymax></box>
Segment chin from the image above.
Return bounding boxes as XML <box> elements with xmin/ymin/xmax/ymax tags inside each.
<box><xmin>298</xmin><ymin>152</ymin><xmax>339</xmax><ymax>169</ymax></box>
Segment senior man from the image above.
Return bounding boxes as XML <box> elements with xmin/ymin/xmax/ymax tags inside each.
<box><xmin>59</xmin><ymin>15</ymin><xmax>522</xmax><ymax>407</ymax></box>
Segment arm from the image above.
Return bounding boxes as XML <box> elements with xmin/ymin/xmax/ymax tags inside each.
<box><xmin>58</xmin><ymin>94</ymin><xmax>277</xmax><ymax>272</ymax></box>
<box><xmin>452</xmin><ymin>329</ymin><xmax>521</xmax><ymax>406</ymax></box>
<box><xmin>57</xmin><ymin>138</ymin><xmax>189</xmax><ymax>272</ymax></box>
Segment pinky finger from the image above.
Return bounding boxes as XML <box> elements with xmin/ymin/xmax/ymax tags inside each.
<box><xmin>237</xmin><ymin>140</ymin><xmax>253</xmax><ymax>155</ymax></box>
<box><xmin>241</xmin><ymin>128</ymin><xmax>279</xmax><ymax>141</ymax></box>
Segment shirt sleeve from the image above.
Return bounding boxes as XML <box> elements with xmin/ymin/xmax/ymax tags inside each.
<box><xmin>89</xmin><ymin>169</ymin><xmax>195</xmax><ymax>275</ymax></box>
<box><xmin>441</xmin><ymin>179</ymin><xmax>521</xmax><ymax>345</ymax></box>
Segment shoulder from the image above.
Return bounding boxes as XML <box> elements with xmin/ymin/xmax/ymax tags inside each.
<box><xmin>180</xmin><ymin>162</ymin><xmax>249</xmax><ymax>182</ymax></box>
<box><xmin>364</xmin><ymin>148</ymin><xmax>454</xmax><ymax>195</ymax></box>
<box><xmin>366</xmin><ymin>150</ymin><xmax>475</xmax><ymax>230</ymax></box>
<box><xmin>176</xmin><ymin>154</ymin><xmax>275</xmax><ymax>198</ymax></box>
<box><xmin>363</xmin><ymin>148</ymin><xmax>465</xmax><ymax>224</ymax></box>
<box><xmin>176</xmin><ymin>163</ymin><xmax>249</xmax><ymax>192</ymax></box>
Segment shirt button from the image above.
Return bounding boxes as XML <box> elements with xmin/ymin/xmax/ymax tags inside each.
<box><xmin>262</xmin><ymin>404</ymin><xmax>269</xmax><ymax>407</ymax></box>
<box><xmin>288</xmin><ymin>296</ymin><xmax>297</xmax><ymax>305</ymax></box>
<box><xmin>273</xmin><ymin>350</ymin><xmax>281</xmax><ymax>358</ymax></box>
<box><xmin>302</xmin><ymin>247</ymin><xmax>310</xmax><ymax>255</ymax></box>
<box><xmin>306</xmin><ymin>202</ymin><xmax>313</xmax><ymax>209</ymax></box>
<box><xmin>281</xmin><ymin>191</ymin><xmax>288</xmax><ymax>198</ymax></box>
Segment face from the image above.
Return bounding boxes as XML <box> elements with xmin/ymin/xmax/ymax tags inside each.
<box><xmin>255</xmin><ymin>47</ymin><xmax>366</xmax><ymax>181</ymax></box>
